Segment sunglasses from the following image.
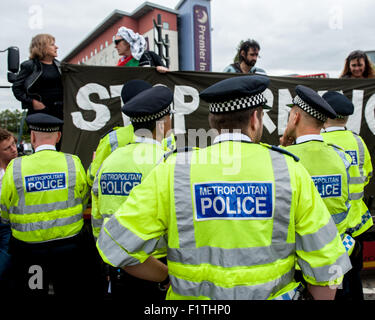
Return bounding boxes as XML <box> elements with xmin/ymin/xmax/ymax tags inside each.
<box><xmin>114</xmin><ymin>39</ymin><xmax>124</xmax><ymax>45</ymax></box>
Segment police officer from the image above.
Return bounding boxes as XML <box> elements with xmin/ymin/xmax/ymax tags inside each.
<box><xmin>322</xmin><ymin>91</ymin><xmax>373</xmax><ymax>300</ymax></box>
<box><xmin>94</xmin><ymin>85</ymin><xmax>173</xmax><ymax>300</ymax></box>
<box><xmin>87</xmin><ymin>80</ymin><xmax>175</xmax><ymax>187</ymax></box>
<box><xmin>86</xmin><ymin>80</ymin><xmax>150</xmax><ymax>187</ymax></box>
<box><xmin>97</xmin><ymin>76</ymin><xmax>351</xmax><ymax>300</ymax></box>
<box><xmin>281</xmin><ymin>85</ymin><xmax>354</xmax><ymax>253</ymax></box>
<box><xmin>0</xmin><ymin>113</ymin><xmax>89</xmax><ymax>297</ymax></box>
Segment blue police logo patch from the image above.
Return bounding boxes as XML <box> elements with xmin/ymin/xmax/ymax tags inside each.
<box><xmin>345</xmin><ymin>150</ymin><xmax>358</xmax><ymax>166</ymax></box>
<box><xmin>194</xmin><ymin>182</ymin><xmax>273</xmax><ymax>221</ymax></box>
<box><xmin>25</xmin><ymin>172</ymin><xmax>66</xmax><ymax>193</ymax></box>
<box><xmin>100</xmin><ymin>172</ymin><xmax>142</xmax><ymax>196</ymax></box>
<box><xmin>311</xmin><ymin>174</ymin><xmax>342</xmax><ymax>198</ymax></box>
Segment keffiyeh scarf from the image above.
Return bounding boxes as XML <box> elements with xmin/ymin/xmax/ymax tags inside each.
<box><xmin>116</xmin><ymin>26</ymin><xmax>146</xmax><ymax>60</ymax></box>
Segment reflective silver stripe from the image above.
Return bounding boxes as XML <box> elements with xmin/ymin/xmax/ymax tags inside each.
<box><xmin>169</xmin><ymin>269</ymin><xmax>294</xmax><ymax>300</ymax></box>
<box><xmin>7</xmin><ymin>198</ymin><xmax>83</xmax><ymax>214</ymax></box>
<box><xmin>331</xmin><ymin>146</ymin><xmax>351</xmax><ymax>218</ymax></box>
<box><xmin>331</xmin><ymin>146</ymin><xmax>351</xmax><ymax>170</ymax></box>
<box><xmin>92</xmin><ymin>213</ymin><xmax>112</xmax><ymax>229</ymax></box>
<box><xmin>0</xmin><ymin>204</ymin><xmax>8</xmax><ymax>213</ymax></box>
<box><xmin>91</xmin><ymin>217</ymin><xmax>104</xmax><ymax>229</ymax></box>
<box><xmin>10</xmin><ymin>212</ymin><xmax>82</xmax><ymax>232</ymax></box>
<box><xmin>65</xmin><ymin>154</ymin><xmax>76</xmax><ymax>200</ymax></box>
<box><xmin>296</xmin><ymin>217</ymin><xmax>338</xmax><ymax>252</ymax></box>
<box><xmin>349</xmin><ymin>176</ymin><xmax>367</xmax><ymax>184</ymax></box>
<box><xmin>350</xmin><ymin>191</ymin><xmax>364</xmax><ymax>200</ymax></box>
<box><xmin>13</xmin><ymin>158</ymin><xmax>24</xmax><ymax>207</ymax></box>
<box><xmin>92</xmin><ymin>164</ymin><xmax>103</xmax><ymax>197</ymax></box>
<box><xmin>269</xmin><ymin>151</ymin><xmax>291</xmax><ymax>243</ymax></box>
<box><xmin>0</xmin><ymin>217</ymin><xmax>10</xmax><ymax>225</ymax></box>
<box><xmin>354</xmin><ymin>135</ymin><xmax>365</xmax><ymax>177</ymax></box>
<box><xmin>332</xmin><ymin>211</ymin><xmax>349</xmax><ymax>225</ymax></box>
<box><xmin>297</xmin><ymin>252</ymin><xmax>351</xmax><ymax>282</ymax></box>
<box><xmin>92</xmin><ymin>177</ymin><xmax>99</xmax><ymax>196</ymax></box>
<box><xmin>174</xmin><ymin>151</ymin><xmax>196</xmax><ymax>248</ymax></box>
<box><xmin>168</xmin><ymin>243</ymin><xmax>295</xmax><ymax>267</ymax></box>
<box><xmin>98</xmin><ymin>228</ymin><xmax>140</xmax><ymax>267</ymax></box>
<box><xmin>104</xmin><ymin>215</ymin><xmax>167</xmax><ymax>255</ymax></box>
<box><xmin>108</xmin><ymin>130</ymin><xmax>118</xmax><ymax>152</ymax></box>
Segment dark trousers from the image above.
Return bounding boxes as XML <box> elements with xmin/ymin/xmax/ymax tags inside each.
<box><xmin>8</xmin><ymin>234</ymin><xmax>84</xmax><ymax>298</ymax></box>
<box><xmin>108</xmin><ymin>257</ymin><xmax>168</xmax><ymax>301</ymax></box>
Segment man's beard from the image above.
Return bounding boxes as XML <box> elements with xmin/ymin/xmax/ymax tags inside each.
<box><xmin>244</xmin><ymin>57</ymin><xmax>256</xmax><ymax>67</ymax></box>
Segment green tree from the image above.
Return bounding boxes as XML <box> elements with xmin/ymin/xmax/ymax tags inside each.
<box><xmin>0</xmin><ymin>109</ymin><xmax>29</xmax><ymax>141</ymax></box>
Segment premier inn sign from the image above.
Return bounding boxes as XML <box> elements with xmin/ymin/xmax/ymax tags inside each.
<box><xmin>193</xmin><ymin>4</ymin><xmax>211</xmax><ymax>71</ymax></box>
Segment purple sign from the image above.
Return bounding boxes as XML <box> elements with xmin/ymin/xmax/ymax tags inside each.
<box><xmin>193</xmin><ymin>5</ymin><xmax>211</xmax><ymax>72</ymax></box>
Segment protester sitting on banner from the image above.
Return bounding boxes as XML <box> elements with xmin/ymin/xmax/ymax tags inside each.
<box><xmin>114</xmin><ymin>26</ymin><xmax>169</xmax><ymax>73</ymax></box>
<box><xmin>12</xmin><ymin>34</ymin><xmax>64</xmax><ymax>120</ymax></box>
<box><xmin>223</xmin><ymin>39</ymin><xmax>266</xmax><ymax>75</ymax></box>
<box><xmin>340</xmin><ymin>50</ymin><xmax>375</xmax><ymax>79</ymax></box>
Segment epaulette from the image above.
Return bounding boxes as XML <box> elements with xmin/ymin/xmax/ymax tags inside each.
<box><xmin>260</xmin><ymin>143</ymin><xmax>300</xmax><ymax>162</ymax></box>
<box><xmin>100</xmin><ymin>126</ymin><xmax>120</xmax><ymax>139</ymax></box>
<box><xmin>163</xmin><ymin>147</ymin><xmax>197</xmax><ymax>161</ymax></box>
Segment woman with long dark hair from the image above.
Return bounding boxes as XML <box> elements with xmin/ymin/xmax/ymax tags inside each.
<box><xmin>340</xmin><ymin>50</ymin><xmax>375</xmax><ymax>79</ymax></box>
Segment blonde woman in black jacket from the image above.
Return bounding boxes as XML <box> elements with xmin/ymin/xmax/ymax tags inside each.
<box><xmin>12</xmin><ymin>34</ymin><xmax>63</xmax><ymax>120</ymax></box>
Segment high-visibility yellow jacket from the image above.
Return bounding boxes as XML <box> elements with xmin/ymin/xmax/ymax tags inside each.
<box><xmin>285</xmin><ymin>136</ymin><xmax>352</xmax><ymax>237</ymax></box>
<box><xmin>322</xmin><ymin>128</ymin><xmax>373</xmax><ymax>237</ymax></box>
<box><xmin>0</xmin><ymin>146</ymin><xmax>89</xmax><ymax>243</ymax></box>
<box><xmin>91</xmin><ymin>137</ymin><xmax>165</xmax><ymax>242</ymax></box>
<box><xmin>97</xmin><ymin>136</ymin><xmax>351</xmax><ymax>300</ymax></box>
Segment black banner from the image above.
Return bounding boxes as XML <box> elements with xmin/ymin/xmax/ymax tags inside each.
<box><xmin>61</xmin><ymin>64</ymin><xmax>375</xmax><ymax>209</ymax></box>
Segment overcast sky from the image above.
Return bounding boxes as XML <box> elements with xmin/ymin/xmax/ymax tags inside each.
<box><xmin>1</xmin><ymin>0</ymin><xmax>374</xmax><ymax>109</ymax></box>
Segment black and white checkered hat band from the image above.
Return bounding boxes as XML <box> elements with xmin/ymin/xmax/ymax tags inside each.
<box><xmin>130</xmin><ymin>106</ymin><xmax>170</xmax><ymax>123</ymax></box>
<box><xmin>28</xmin><ymin>125</ymin><xmax>60</xmax><ymax>132</ymax></box>
<box><xmin>293</xmin><ymin>95</ymin><xmax>327</xmax><ymax>122</ymax></box>
<box><xmin>209</xmin><ymin>93</ymin><xmax>267</xmax><ymax>113</ymax></box>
